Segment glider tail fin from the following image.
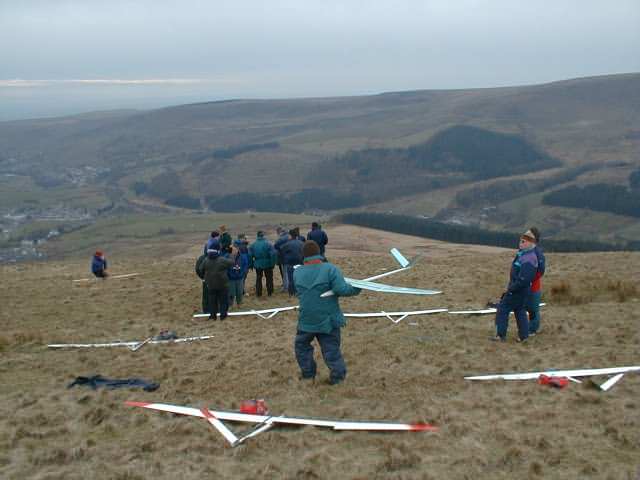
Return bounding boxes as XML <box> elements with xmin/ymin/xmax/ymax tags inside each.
<box><xmin>390</xmin><ymin>248</ymin><xmax>410</xmax><ymax>268</ymax></box>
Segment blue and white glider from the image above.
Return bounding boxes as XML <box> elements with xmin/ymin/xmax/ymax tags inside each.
<box><xmin>321</xmin><ymin>248</ymin><xmax>441</xmax><ymax>297</ymax></box>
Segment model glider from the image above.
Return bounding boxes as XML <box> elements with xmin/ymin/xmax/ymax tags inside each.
<box><xmin>448</xmin><ymin>303</ymin><xmax>546</xmax><ymax>315</ymax></box>
<box><xmin>344</xmin><ymin>308</ymin><xmax>448</xmax><ymax>324</ymax></box>
<box><xmin>125</xmin><ymin>401</ymin><xmax>437</xmax><ymax>447</ymax></box>
<box><xmin>321</xmin><ymin>248</ymin><xmax>440</xmax><ymax>297</ymax></box>
<box><xmin>193</xmin><ymin>306</ymin><xmax>297</xmax><ymax>320</ymax></box>
<box><xmin>47</xmin><ymin>335</ymin><xmax>213</xmax><ymax>350</ymax></box>
<box><xmin>465</xmin><ymin>365</ymin><xmax>640</xmax><ymax>392</ymax></box>
<box><xmin>73</xmin><ymin>273</ymin><xmax>141</xmax><ymax>283</ymax></box>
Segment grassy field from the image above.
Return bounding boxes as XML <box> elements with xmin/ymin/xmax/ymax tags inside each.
<box><xmin>1</xmin><ymin>223</ymin><xmax>638</xmax><ymax>479</ymax></box>
<box><xmin>40</xmin><ymin>212</ymin><xmax>319</xmax><ymax>259</ymax></box>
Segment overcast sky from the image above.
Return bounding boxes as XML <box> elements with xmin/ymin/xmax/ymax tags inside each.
<box><xmin>1</xmin><ymin>0</ymin><xmax>639</xmax><ymax>120</ymax></box>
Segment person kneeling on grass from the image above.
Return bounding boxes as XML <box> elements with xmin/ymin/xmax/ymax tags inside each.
<box><xmin>196</xmin><ymin>241</ymin><xmax>236</xmax><ymax>321</ymax></box>
<box><xmin>91</xmin><ymin>250</ymin><xmax>109</xmax><ymax>278</ymax></box>
<box><xmin>491</xmin><ymin>229</ymin><xmax>538</xmax><ymax>343</ymax></box>
<box><xmin>293</xmin><ymin>240</ymin><xmax>360</xmax><ymax>385</ymax></box>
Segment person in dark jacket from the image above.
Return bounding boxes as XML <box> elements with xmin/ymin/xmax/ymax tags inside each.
<box><xmin>280</xmin><ymin>229</ymin><xmax>305</xmax><ymax>296</ymax></box>
<box><xmin>91</xmin><ymin>251</ymin><xmax>108</xmax><ymax>278</ymax></box>
<box><xmin>293</xmin><ymin>240</ymin><xmax>360</xmax><ymax>385</ymax></box>
<box><xmin>196</xmin><ymin>243</ymin><xmax>235</xmax><ymax>320</ymax></box>
<box><xmin>236</xmin><ymin>234</ymin><xmax>251</xmax><ymax>288</ymax></box>
<box><xmin>219</xmin><ymin>225</ymin><xmax>232</xmax><ymax>251</ymax></box>
<box><xmin>249</xmin><ymin>231</ymin><xmax>277</xmax><ymax>297</ymax></box>
<box><xmin>492</xmin><ymin>230</ymin><xmax>539</xmax><ymax>342</ymax></box>
<box><xmin>526</xmin><ymin>227</ymin><xmax>546</xmax><ymax>336</ymax></box>
<box><xmin>307</xmin><ymin>222</ymin><xmax>328</xmax><ymax>256</ymax></box>
<box><xmin>228</xmin><ymin>240</ymin><xmax>250</xmax><ymax>307</ymax></box>
<box><xmin>195</xmin><ymin>252</ymin><xmax>210</xmax><ymax>313</ymax></box>
<box><xmin>274</xmin><ymin>227</ymin><xmax>290</xmax><ymax>291</ymax></box>
<box><xmin>204</xmin><ymin>231</ymin><xmax>220</xmax><ymax>255</ymax></box>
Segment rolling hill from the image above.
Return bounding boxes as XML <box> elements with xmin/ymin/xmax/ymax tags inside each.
<box><xmin>1</xmin><ymin>73</ymin><xmax>639</xmax><ymax>247</ymax></box>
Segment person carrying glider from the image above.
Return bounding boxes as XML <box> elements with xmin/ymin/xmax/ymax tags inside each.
<box><xmin>91</xmin><ymin>250</ymin><xmax>109</xmax><ymax>278</ymax></box>
<box><xmin>491</xmin><ymin>229</ymin><xmax>538</xmax><ymax>343</ymax></box>
<box><xmin>293</xmin><ymin>240</ymin><xmax>361</xmax><ymax>385</ymax></box>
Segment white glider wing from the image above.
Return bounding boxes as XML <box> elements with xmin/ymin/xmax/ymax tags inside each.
<box><xmin>126</xmin><ymin>401</ymin><xmax>437</xmax><ymax>446</ymax></box>
<box><xmin>193</xmin><ymin>306</ymin><xmax>297</xmax><ymax>319</ymax></box>
<box><xmin>344</xmin><ymin>308</ymin><xmax>447</xmax><ymax>323</ymax></box>
<box><xmin>465</xmin><ymin>365</ymin><xmax>640</xmax><ymax>391</ymax></box>
<box><xmin>73</xmin><ymin>273</ymin><xmax>141</xmax><ymax>282</ymax></box>
<box><xmin>321</xmin><ymin>248</ymin><xmax>439</xmax><ymax>297</ymax></box>
<box><xmin>341</xmin><ymin>278</ymin><xmax>441</xmax><ymax>296</ymax></box>
<box><xmin>47</xmin><ymin>335</ymin><xmax>213</xmax><ymax>349</ymax></box>
<box><xmin>449</xmin><ymin>303</ymin><xmax>546</xmax><ymax>315</ymax></box>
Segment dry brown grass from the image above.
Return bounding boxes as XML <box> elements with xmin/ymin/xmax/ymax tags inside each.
<box><xmin>0</xmin><ymin>225</ymin><xmax>638</xmax><ymax>479</ymax></box>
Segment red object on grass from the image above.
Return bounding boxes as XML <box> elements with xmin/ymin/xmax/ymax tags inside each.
<box><xmin>537</xmin><ymin>374</ymin><xmax>569</xmax><ymax>389</ymax></box>
<box><xmin>240</xmin><ymin>399</ymin><xmax>269</xmax><ymax>415</ymax></box>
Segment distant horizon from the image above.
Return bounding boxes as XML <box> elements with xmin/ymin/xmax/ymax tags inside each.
<box><xmin>2</xmin><ymin>70</ymin><xmax>638</xmax><ymax>122</ymax></box>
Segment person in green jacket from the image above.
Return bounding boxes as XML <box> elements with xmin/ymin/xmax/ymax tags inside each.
<box><xmin>293</xmin><ymin>240</ymin><xmax>361</xmax><ymax>385</ymax></box>
<box><xmin>249</xmin><ymin>231</ymin><xmax>277</xmax><ymax>297</ymax></box>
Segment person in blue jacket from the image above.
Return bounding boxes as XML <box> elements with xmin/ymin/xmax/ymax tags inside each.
<box><xmin>227</xmin><ymin>239</ymin><xmax>250</xmax><ymax>307</ymax></box>
<box><xmin>307</xmin><ymin>222</ymin><xmax>328</xmax><ymax>256</ymax></box>
<box><xmin>492</xmin><ymin>229</ymin><xmax>538</xmax><ymax>343</ymax></box>
<box><xmin>293</xmin><ymin>240</ymin><xmax>360</xmax><ymax>385</ymax></box>
<box><xmin>280</xmin><ymin>229</ymin><xmax>305</xmax><ymax>296</ymax></box>
<box><xmin>91</xmin><ymin>250</ymin><xmax>108</xmax><ymax>278</ymax></box>
<box><xmin>526</xmin><ymin>227</ymin><xmax>546</xmax><ymax>336</ymax></box>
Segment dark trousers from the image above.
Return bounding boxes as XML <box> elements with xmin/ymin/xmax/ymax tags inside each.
<box><xmin>526</xmin><ymin>291</ymin><xmax>542</xmax><ymax>334</ymax></box>
<box><xmin>207</xmin><ymin>287</ymin><xmax>229</xmax><ymax>319</ymax></box>
<box><xmin>294</xmin><ymin>328</ymin><xmax>346</xmax><ymax>384</ymax></box>
<box><xmin>286</xmin><ymin>264</ymin><xmax>296</xmax><ymax>296</ymax></box>
<box><xmin>495</xmin><ymin>292</ymin><xmax>529</xmax><ymax>340</ymax></box>
<box><xmin>255</xmin><ymin>267</ymin><xmax>274</xmax><ymax>297</ymax></box>
<box><xmin>277</xmin><ymin>263</ymin><xmax>285</xmax><ymax>284</ymax></box>
<box><xmin>201</xmin><ymin>282</ymin><xmax>210</xmax><ymax>313</ymax></box>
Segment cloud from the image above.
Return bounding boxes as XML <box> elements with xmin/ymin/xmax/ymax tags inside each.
<box><xmin>0</xmin><ymin>78</ymin><xmax>231</xmax><ymax>88</ymax></box>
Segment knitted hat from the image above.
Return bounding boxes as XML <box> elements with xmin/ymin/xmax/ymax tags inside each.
<box><xmin>521</xmin><ymin>229</ymin><xmax>537</xmax><ymax>243</ymax></box>
<box><xmin>302</xmin><ymin>240</ymin><xmax>321</xmax><ymax>258</ymax></box>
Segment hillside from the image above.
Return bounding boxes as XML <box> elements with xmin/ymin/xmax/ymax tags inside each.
<box><xmin>1</xmin><ymin>223</ymin><xmax>638</xmax><ymax>479</ymax></box>
<box><xmin>1</xmin><ymin>73</ymin><xmax>639</xmax><ymax>246</ymax></box>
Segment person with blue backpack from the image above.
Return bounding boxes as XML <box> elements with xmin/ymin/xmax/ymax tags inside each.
<box><xmin>227</xmin><ymin>239</ymin><xmax>250</xmax><ymax>308</ymax></box>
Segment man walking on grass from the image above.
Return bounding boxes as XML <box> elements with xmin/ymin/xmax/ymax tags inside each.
<box><xmin>293</xmin><ymin>240</ymin><xmax>360</xmax><ymax>385</ymax></box>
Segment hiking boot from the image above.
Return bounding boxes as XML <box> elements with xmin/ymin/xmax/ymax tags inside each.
<box><xmin>490</xmin><ymin>335</ymin><xmax>506</xmax><ymax>342</ymax></box>
<box><xmin>208</xmin><ymin>315</ymin><xmax>216</xmax><ymax>321</ymax></box>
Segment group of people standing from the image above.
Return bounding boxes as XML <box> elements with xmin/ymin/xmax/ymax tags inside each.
<box><xmin>492</xmin><ymin>227</ymin><xmax>546</xmax><ymax>343</ymax></box>
<box><xmin>195</xmin><ymin>222</ymin><xmax>329</xmax><ymax>320</ymax></box>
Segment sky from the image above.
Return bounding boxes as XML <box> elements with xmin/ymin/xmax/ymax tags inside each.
<box><xmin>1</xmin><ymin>0</ymin><xmax>639</xmax><ymax>120</ymax></box>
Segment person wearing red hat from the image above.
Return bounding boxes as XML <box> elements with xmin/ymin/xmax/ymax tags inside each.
<box><xmin>91</xmin><ymin>251</ymin><xmax>108</xmax><ymax>278</ymax></box>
